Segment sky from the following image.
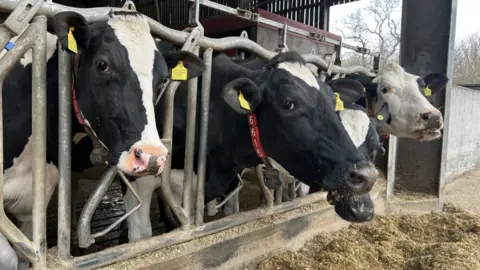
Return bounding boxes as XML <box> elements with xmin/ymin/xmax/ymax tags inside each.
<box><xmin>329</xmin><ymin>0</ymin><xmax>478</xmax><ymax>43</ymax></box>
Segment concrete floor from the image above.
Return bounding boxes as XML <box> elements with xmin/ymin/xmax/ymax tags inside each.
<box><xmin>444</xmin><ymin>168</ymin><xmax>480</xmax><ymax>215</ymax></box>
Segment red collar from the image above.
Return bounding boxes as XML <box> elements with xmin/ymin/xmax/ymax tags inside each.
<box><xmin>247</xmin><ymin>113</ymin><xmax>272</xmax><ymax>168</ymax></box>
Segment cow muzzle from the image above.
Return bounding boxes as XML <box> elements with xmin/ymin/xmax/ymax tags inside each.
<box><xmin>328</xmin><ymin>192</ymin><xmax>374</xmax><ymax>223</ymax></box>
<box><xmin>117</xmin><ymin>142</ymin><xmax>168</xmax><ymax>176</ymax></box>
<box><xmin>344</xmin><ymin>160</ymin><xmax>378</xmax><ymax>196</ymax></box>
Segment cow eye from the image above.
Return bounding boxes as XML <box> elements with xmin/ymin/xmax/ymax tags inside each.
<box><xmin>282</xmin><ymin>101</ymin><xmax>295</xmax><ymax>110</ymax></box>
<box><xmin>96</xmin><ymin>60</ymin><xmax>109</xmax><ymax>72</ymax></box>
<box><xmin>381</xmin><ymin>86</ymin><xmax>390</xmax><ymax>94</ymax></box>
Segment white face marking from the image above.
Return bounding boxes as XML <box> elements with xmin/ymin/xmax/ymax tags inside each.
<box><xmin>3</xmin><ymin>136</ymin><xmax>58</xmax><ymax>222</ymax></box>
<box><xmin>338</xmin><ymin>109</ymin><xmax>370</xmax><ymax>148</ymax></box>
<box><xmin>277</xmin><ymin>62</ymin><xmax>320</xmax><ymax>90</ymax></box>
<box><xmin>108</xmin><ymin>14</ymin><xmax>163</xmax><ymax>148</ymax></box>
<box><xmin>0</xmin><ymin>32</ymin><xmax>58</xmax><ymax>67</ymax></box>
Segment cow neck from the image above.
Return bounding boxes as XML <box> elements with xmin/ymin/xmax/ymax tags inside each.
<box><xmin>365</xmin><ymin>92</ymin><xmax>391</xmax><ymax>140</ymax></box>
<box><xmin>246</xmin><ymin>113</ymin><xmax>273</xmax><ymax>169</ymax></box>
<box><xmin>72</xmin><ymin>53</ymin><xmax>109</xmax><ymax>151</ymax></box>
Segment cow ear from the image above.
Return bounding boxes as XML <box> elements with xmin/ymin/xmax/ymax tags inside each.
<box><xmin>164</xmin><ymin>51</ymin><xmax>206</xmax><ymax>80</ymax></box>
<box><xmin>370</xmin><ymin>102</ymin><xmax>390</xmax><ymax>127</ymax></box>
<box><xmin>52</xmin><ymin>12</ymin><xmax>91</xmax><ymax>51</ymax></box>
<box><xmin>422</xmin><ymin>73</ymin><xmax>449</xmax><ymax>96</ymax></box>
<box><xmin>327</xmin><ymin>78</ymin><xmax>365</xmax><ymax>105</ymax></box>
<box><xmin>222</xmin><ymin>78</ymin><xmax>262</xmax><ymax>115</ymax></box>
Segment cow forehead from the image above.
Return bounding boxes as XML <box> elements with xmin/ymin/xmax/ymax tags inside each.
<box><xmin>277</xmin><ymin>62</ymin><xmax>320</xmax><ymax>90</ymax></box>
<box><xmin>107</xmin><ymin>13</ymin><xmax>157</xmax><ymax>80</ymax></box>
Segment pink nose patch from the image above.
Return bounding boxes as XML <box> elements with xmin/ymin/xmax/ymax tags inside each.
<box><xmin>131</xmin><ymin>148</ymin><xmax>167</xmax><ymax>175</ymax></box>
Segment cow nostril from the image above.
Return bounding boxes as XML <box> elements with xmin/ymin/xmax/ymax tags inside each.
<box><xmin>134</xmin><ymin>148</ymin><xmax>143</xmax><ymax>159</ymax></box>
<box><xmin>348</xmin><ymin>171</ymin><xmax>365</xmax><ymax>186</ymax></box>
<box><xmin>420</xmin><ymin>112</ymin><xmax>433</xmax><ymax>121</ymax></box>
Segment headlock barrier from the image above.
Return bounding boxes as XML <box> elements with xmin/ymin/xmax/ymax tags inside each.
<box><xmin>0</xmin><ymin>0</ymin><xmax>380</xmax><ymax>269</ymax></box>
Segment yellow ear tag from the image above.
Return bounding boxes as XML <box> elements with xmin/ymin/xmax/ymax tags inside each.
<box><xmin>424</xmin><ymin>86</ymin><xmax>432</xmax><ymax>97</ymax></box>
<box><xmin>363</xmin><ymin>87</ymin><xmax>366</xmax><ymax>93</ymax></box>
<box><xmin>171</xmin><ymin>61</ymin><xmax>188</xmax><ymax>81</ymax></box>
<box><xmin>377</xmin><ymin>115</ymin><xmax>384</xmax><ymax>121</ymax></box>
<box><xmin>335</xmin><ymin>93</ymin><xmax>344</xmax><ymax>111</ymax></box>
<box><xmin>67</xmin><ymin>27</ymin><xmax>78</xmax><ymax>54</ymax></box>
<box><xmin>238</xmin><ymin>91</ymin><xmax>251</xmax><ymax>111</ymax></box>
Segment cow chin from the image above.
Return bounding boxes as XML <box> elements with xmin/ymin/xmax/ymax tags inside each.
<box><xmin>328</xmin><ymin>192</ymin><xmax>375</xmax><ymax>223</ymax></box>
<box><xmin>412</xmin><ymin>128</ymin><xmax>443</xmax><ymax>141</ymax></box>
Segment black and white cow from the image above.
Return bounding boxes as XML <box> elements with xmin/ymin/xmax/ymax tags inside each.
<box><xmin>119</xmin><ymin>51</ymin><xmax>379</xmax><ymax>243</ymax></box>
<box><xmin>0</xmin><ymin>10</ymin><xmax>205</xmax><ymax>269</ymax></box>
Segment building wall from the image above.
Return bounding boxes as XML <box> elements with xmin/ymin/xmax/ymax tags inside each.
<box><xmin>444</xmin><ymin>86</ymin><xmax>480</xmax><ymax>182</ymax></box>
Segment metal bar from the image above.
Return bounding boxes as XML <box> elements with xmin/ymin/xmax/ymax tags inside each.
<box><xmin>0</xmin><ymin>25</ymin><xmax>13</xmax><ymax>56</ymax></box>
<box><xmin>160</xmin><ymin>81</ymin><xmax>190</xmax><ymax>227</ymax></box>
<box><xmin>0</xmin><ymin>24</ymin><xmax>38</xmax><ymax>80</ymax></box>
<box><xmin>255</xmin><ymin>165</ymin><xmax>274</xmax><ymax>207</ymax></box>
<box><xmin>31</xmin><ymin>15</ymin><xmax>47</xmax><ymax>270</ymax></box>
<box><xmin>153</xmin><ymin>0</ymin><xmax>161</xmax><ymax>21</ymax></box>
<box><xmin>215</xmin><ymin>176</ymin><xmax>244</xmax><ymax>209</ymax></box>
<box><xmin>57</xmin><ymin>38</ymin><xmax>72</xmax><ymax>261</ymax></box>
<box><xmin>302</xmin><ymin>54</ymin><xmax>375</xmax><ymax>77</ymax></box>
<box><xmin>183</xmin><ymin>46</ymin><xmax>199</xmax><ymax>225</ymax></box>
<box><xmin>438</xmin><ymin>0</ymin><xmax>457</xmax><ymax>209</ymax></box>
<box><xmin>195</xmin><ymin>48</ymin><xmax>213</xmax><ymax>226</ymax></box>
<box><xmin>386</xmin><ymin>136</ymin><xmax>397</xmax><ymax>202</ymax></box>
<box><xmin>91</xmin><ymin>172</ymin><xmax>143</xmax><ymax>239</ymax></box>
<box><xmin>0</xmin><ymin>20</ymin><xmax>42</xmax><ymax>265</ymax></box>
<box><xmin>274</xmin><ymin>185</ymin><xmax>282</xmax><ymax>205</ymax></box>
<box><xmin>77</xmin><ymin>166</ymin><xmax>117</xmax><ymax>248</ymax></box>
<box><xmin>72</xmin><ymin>191</ymin><xmax>327</xmax><ymax>269</ymax></box>
<box><xmin>0</xmin><ymin>1</ymin><xmax>374</xmax><ymax>72</ymax></box>
<box><xmin>288</xmin><ymin>182</ymin><xmax>296</xmax><ymax>200</ymax></box>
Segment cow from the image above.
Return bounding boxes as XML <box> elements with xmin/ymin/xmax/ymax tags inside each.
<box><xmin>117</xmin><ymin>51</ymin><xmax>380</xmax><ymax>243</ymax></box>
<box><xmin>345</xmin><ymin>65</ymin><xmax>448</xmax><ymax>140</ymax></box>
<box><xmin>0</xmin><ymin>10</ymin><xmax>205</xmax><ymax>270</ymax></box>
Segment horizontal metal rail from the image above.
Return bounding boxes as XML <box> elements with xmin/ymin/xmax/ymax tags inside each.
<box><xmin>190</xmin><ymin>0</ymin><xmax>341</xmax><ymax>46</ymax></box>
<box><xmin>72</xmin><ymin>191</ymin><xmax>327</xmax><ymax>269</ymax></box>
<box><xmin>0</xmin><ymin>0</ymin><xmax>375</xmax><ymax>78</ymax></box>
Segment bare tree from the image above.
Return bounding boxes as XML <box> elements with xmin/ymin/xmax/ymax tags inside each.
<box><xmin>453</xmin><ymin>32</ymin><xmax>480</xmax><ymax>84</ymax></box>
<box><xmin>335</xmin><ymin>0</ymin><xmax>401</xmax><ymax>69</ymax></box>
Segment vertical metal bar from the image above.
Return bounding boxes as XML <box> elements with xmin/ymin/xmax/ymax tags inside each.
<box><xmin>31</xmin><ymin>15</ymin><xmax>47</xmax><ymax>270</ymax></box>
<box><xmin>160</xmin><ymin>82</ymin><xmax>189</xmax><ymax>227</ymax></box>
<box><xmin>0</xmin><ymin>20</ymin><xmax>40</xmax><ymax>264</ymax></box>
<box><xmin>288</xmin><ymin>182</ymin><xmax>296</xmax><ymax>200</ymax></box>
<box><xmin>438</xmin><ymin>0</ymin><xmax>457</xmax><ymax>208</ymax></box>
<box><xmin>195</xmin><ymin>48</ymin><xmax>212</xmax><ymax>226</ymax></box>
<box><xmin>274</xmin><ymin>185</ymin><xmax>282</xmax><ymax>205</ymax></box>
<box><xmin>57</xmin><ymin>40</ymin><xmax>72</xmax><ymax>260</ymax></box>
<box><xmin>154</xmin><ymin>0</ymin><xmax>161</xmax><ymax>22</ymax></box>
<box><xmin>183</xmin><ymin>46</ymin><xmax>199</xmax><ymax>223</ymax></box>
<box><xmin>386</xmin><ymin>136</ymin><xmax>397</xmax><ymax>202</ymax></box>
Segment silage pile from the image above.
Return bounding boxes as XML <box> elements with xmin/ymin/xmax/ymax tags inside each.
<box><xmin>257</xmin><ymin>204</ymin><xmax>480</xmax><ymax>270</ymax></box>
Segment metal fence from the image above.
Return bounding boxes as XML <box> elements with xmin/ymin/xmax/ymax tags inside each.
<box><xmin>0</xmin><ymin>0</ymin><xmax>375</xmax><ymax>269</ymax></box>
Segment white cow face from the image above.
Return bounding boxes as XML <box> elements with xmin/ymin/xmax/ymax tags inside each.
<box><xmin>372</xmin><ymin>63</ymin><xmax>448</xmax><ymax>141</ymax></box>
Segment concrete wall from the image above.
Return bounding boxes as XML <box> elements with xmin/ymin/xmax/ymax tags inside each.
<box><xmin>444</xmin><ymin>86</ymin><xmax>480</xmax><ymax>182</ymax></box>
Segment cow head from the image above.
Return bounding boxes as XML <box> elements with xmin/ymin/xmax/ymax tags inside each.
<box><xmin>222</xmin><ymin>52</ymin><xmax>378</xmax><ymax>196</ymax></box>
<box><xmin>346</xmin><ymin>64</ymin><xmax>449</xmax><ymax>141</ymax></box>
<box><xmin>52</xmin><ymin>11</ymin><xmax>205</xmax><ymax>176</ymax></box>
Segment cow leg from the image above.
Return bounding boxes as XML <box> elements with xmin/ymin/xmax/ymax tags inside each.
<box><xmin>124</xmin><ymin>175</ymin><xmax>159</xmax><ymax>243</ymax></box>
<box><xmin>0</xmin><ymin>233</ymin><xmax>18</xmax><ymax>270</ymax></box>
